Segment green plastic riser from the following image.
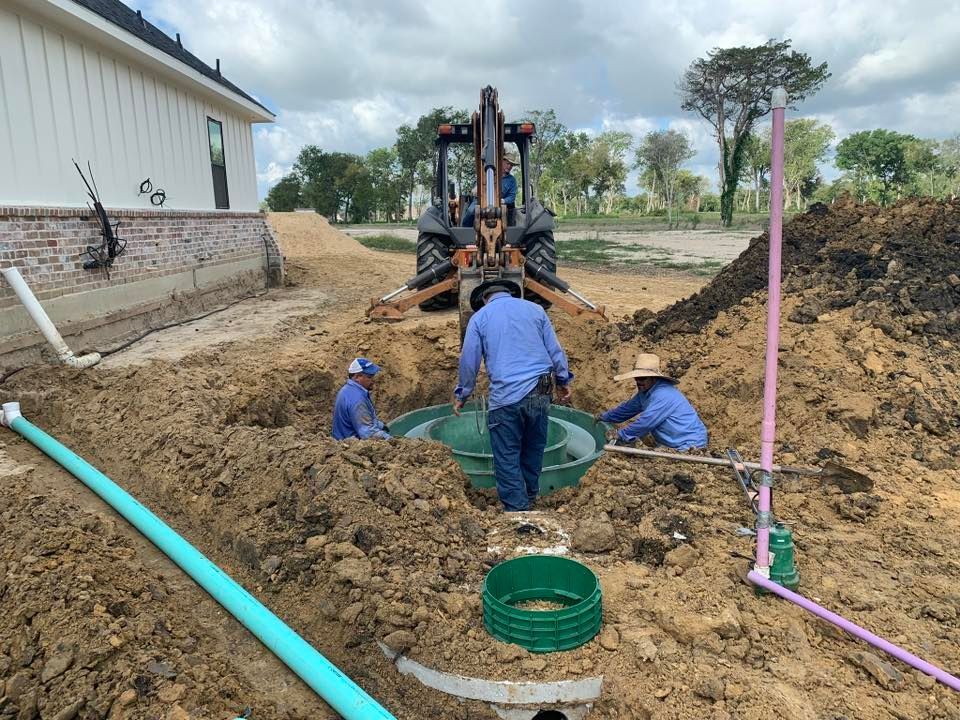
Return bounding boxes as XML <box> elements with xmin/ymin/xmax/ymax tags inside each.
<box><xmin>482</xmin><ymin>555</ymin><xmax>602</xmax><ymax>653</ymax></box>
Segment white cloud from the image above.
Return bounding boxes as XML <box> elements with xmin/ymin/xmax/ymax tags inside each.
<box><xmin>257</xmin><ymin>161</ymin><xmax>287</xmax><ymax>186</ymax></box>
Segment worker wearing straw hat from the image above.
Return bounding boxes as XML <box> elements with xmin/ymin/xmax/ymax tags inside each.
<box><xmin>595</xmin><ymin>353</ymin><xmax>707</xmax><ymax>451</ymax></box>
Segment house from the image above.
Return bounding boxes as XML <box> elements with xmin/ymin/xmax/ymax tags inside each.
<box><xmin>0</xmin><ymin>0</ymin><xmax>284</xmax><ymax>369</ymax></box>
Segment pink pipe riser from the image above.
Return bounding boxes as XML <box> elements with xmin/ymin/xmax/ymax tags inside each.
<box><xmin>756</xmin><ymin>89</ymin><xmax>787</xmax><ymax>570</ymax></box>
<box><xmin>748</xmin><ymin>571</ymin><xmax>960</xmax><ymax>692</ymax></box>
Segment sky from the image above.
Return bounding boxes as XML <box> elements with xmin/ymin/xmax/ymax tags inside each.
<box><xmin>136</xmin><ymin>0</ymin><xmax>960</xmax><ymax>200</ymax></box>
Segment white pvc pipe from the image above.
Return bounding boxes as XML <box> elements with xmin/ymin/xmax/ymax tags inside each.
<box><xmin>1</xmin><ymin>267</ymin><xmax>100</xmax><ymax>369</ymax></box>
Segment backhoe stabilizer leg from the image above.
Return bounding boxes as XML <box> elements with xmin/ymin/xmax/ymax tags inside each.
<box><xmin>523</xmin><ymin>277</ymin><xmax>606</xmax><ymax>320</ymax></box>
<box><xmin>367</xmin><ymin>275</ymin><xmax>459</xmax><ymax>321</ymax></box>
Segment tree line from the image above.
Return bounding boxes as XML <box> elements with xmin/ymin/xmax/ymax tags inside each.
<box><xmin>266</xmin><ymin>39</ymin><xmax>960</xmax><ymax>226</ymax></box>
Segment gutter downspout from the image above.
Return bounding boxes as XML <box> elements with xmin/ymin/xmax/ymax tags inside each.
<box><xmin>755</xmin><ymin>87</ymin><xmax>787</xmax><ymax>575</ymax></box>
<box><xmin>0</xmin><ymin>267</ymin><xmax>101</xmax><ymax>369</ymax></box>
<box><xmin>1</xmin><ymin>402</ymin><xmax>395</xmax><ymax>720</ymax></box>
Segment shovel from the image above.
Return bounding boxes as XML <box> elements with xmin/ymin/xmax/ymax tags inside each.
<box><xmin>603</xmin><ymin>444</ymin><xmax>873</xmax><ymax>493</ymax></box>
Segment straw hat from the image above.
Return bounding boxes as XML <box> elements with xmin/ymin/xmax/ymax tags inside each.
<box><xmin>503</xmin><ymin>151</ymin><xmax>520</xmax><ymax>166</ymax></box>
<box><xmin>613</xmin><ymin>353</ymin><xmax>678</xmax><ymax>383</ymax></box>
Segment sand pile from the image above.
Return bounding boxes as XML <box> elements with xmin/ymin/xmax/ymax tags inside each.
<box><xmin>267</xmin><ymin>213</ymin><xmax>369</xmax><ymax>258</ymax></box>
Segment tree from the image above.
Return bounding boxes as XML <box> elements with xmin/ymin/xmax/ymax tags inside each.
<box><xmin>365</xmin><ymin>147</ymin><xmax>404</xmax><ymax>221</ymax></box>
<box><xmin>635</xmin><ymin>129</ymin><xmax>694</xmax><ymax>226</ymax></box>
<box><xmin>675</xmin><ymin>170</ymin><xmax>710</xmax><ymax>212</ymax></box>
<box><xmin>591</xmin><ymin>131</ymin><xmax>633</xmax><ymax>214</ymax></box>
<box><xmin>338</xmin><ymin>160</ymin><xmax>373</xmax><ymax>222</ymax></box>
<box><xmin>783</xmin><ymin>119</ymin><xmax>834</xmax><ymax>210</ymax></box>
<box><xmin>940</xmin><ymin>135</ymin><xmax>960</xmax><ymax>198</ymax></box>
<box><xmin>446</xmin><ymin>109</ymin><xmax>475</xmax><ymax>197</ymax></box>
<box><xmin>541</xmin><ymin>131</ymin><xmax>590</xmax><ymax>215</ymax></box>
<box><xmin>679</xmin><ymin>39</ymin><xmax>830</xmax><ymax>226</ymax></box>
<box><xmin>395</xmin><ymin>107</ymin><xmax>462</xmax><ymax>220</ymax></box>
<box><xmin>835</xmin><ymin>129</ymin><xmax>917</xmax><ymax>204</ymax></box>
<box><xmin>292</xmin><ymin>147</ymin><xmax>371</xmax><ymax>221</ymax></box>
<box><xmin>740</xmin><ymin>131</ymin><xmax>771</xmax><ymax>212</ymax></box>
<box><xmin>522</xmin><ymin>109</ymin><xmax>567</xmax><ymax>197</ymax></box>
<box><xmin>265</xmin><ymin>173</ymin><xmax>302</xmax><ymax>212</ymax></box>
<box><xmin>293</xmin><ymin>145</ymin><xmax>336</xmax><ymax>217</ymax></box>
<box><xmin>904</xmin><ymin>138</ymin><xmax>940</xmax><ymax>198</ymax></box>
<box><xmin>636</xmin><ymin>165</ymin><xmax>660</xmax><ymax>212</ymax></box>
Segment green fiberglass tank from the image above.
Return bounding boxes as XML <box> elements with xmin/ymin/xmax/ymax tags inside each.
<box><xmin>389</xmin><ymin>402</ymin><xmax>606</xmax><ymax>494</ymax></box>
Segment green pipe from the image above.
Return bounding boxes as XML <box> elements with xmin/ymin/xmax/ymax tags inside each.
<box><xmin>1</xmin><ymin>403</ymin><xmax>395</xmax><ymax>720</ymax></box>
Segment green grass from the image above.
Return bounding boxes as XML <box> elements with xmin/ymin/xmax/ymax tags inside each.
<box><xmin>554</xmin><ymin>211</ymin><xmax>790</xmax><ymax>233</ymax></box>
<box><xmin>626</xmin><ymin>257</ymin><xmax>726</xmax><ymax>276</ymax></box>
<box><xmin>356</xmin><ymin>234</ymin><xmax>416</xmax><ymax>253</ymax></box>
<box><xmin>556</xmin><ymin>238</ymin><xmax>636</xmax><ymax>263</ymax></box>
<box><xmin>557</xmin><ymin>236</ymin><xmax>728</xmax><ymax>276</ymax></box>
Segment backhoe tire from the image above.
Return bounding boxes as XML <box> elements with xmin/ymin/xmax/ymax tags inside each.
<box><xmin>523</xmin><ymin>232</ymin><xmax>557</xmax><ymax>308</ymax></box>
<box><xmin>416</xmin><ymin>233</ymin><xmax>456</xmax><ymax>311</ymax></box>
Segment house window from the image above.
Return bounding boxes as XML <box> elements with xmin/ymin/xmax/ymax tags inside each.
<box><xmin>207</xmin><ymin>118</ymin><xmax>230</xmax><ymax>209</ymax></box>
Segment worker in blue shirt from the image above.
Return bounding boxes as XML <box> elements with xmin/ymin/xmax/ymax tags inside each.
<box><xmin>454</xmin><ymin>281</ymin><xmax>573</xmax><ymax>511</ymax></box>
<box><xmin>461</xmin><ymin>151</ymin><xmax>519</xmax><ymax>228</ymax></box>
<box><xmin>596</xmin><ymin>353</ymin><xmax>707</xmax><ymax>451</ymax></box>
<box><xmin>332</xmin><ymin>358</ymin><xmax>391</xmax><ymax>441</ymax></box>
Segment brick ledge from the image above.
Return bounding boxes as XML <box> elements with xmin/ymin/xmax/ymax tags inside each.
<box><xmin>0</xmin><ymin>205</ymin><xmax>266</xmax><ymax>219</ymax></box>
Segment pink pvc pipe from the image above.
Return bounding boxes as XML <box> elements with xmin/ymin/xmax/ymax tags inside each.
<box><xmin>756</xmin><ymin>89</ymin><xmax>788</xmax><ymax>569</ymax></box>
<box><xmin>748</xmin><ymin>571</ymin><xmax>960</xmax><ymax>692</ymax></box>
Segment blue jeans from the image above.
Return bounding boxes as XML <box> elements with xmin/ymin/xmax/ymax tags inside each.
<box><xmin>487</xmin><ymin>392</ymin><xmax>550</xmax><ymax>511</ymax></box>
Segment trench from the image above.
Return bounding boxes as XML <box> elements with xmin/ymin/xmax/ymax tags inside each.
<box><xmin>5</xmin><ymin>319</ymin><xmax>616</xmax><ymax>718</ymax></box>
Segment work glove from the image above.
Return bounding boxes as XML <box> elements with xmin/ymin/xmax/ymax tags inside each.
<box><xmin>607</xmin><ymin>429</ymin><xmax>635</xmax><ymax>447</ymax></box>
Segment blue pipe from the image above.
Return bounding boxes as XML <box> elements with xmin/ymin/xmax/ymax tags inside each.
<box><xmin>1</xmin><ymin>404</ymin><xmax>395</xmax><ymax>720</ymax></box>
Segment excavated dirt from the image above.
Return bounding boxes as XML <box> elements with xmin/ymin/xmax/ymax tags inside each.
<box><xmin>643</xmin><ymin>196</ymin><xmax>960</xmax><ymax>341</ymax></box>
<box><xmin>2</xmin><ymin>209</ymin><xmax>960</xmax><ymax>719</ymax></box>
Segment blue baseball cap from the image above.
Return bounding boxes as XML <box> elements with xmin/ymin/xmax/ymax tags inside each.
<box><xmin>348</xmin><ymin>357</ymin><xmax>381</xmax><ymax>376</ymax></box>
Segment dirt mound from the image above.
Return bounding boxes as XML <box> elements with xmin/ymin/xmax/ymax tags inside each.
<box><xmin>642</xmin><ymin>197</ymin><xmax>960</xmax><ymax>341</ymax></box>
<box><xmin>267</xmin><ymin>212</ymin><xmax>369</xmax><ymax>258</ymax></box>
<box><xmin>0</xmin><ymin>446</ymin><xmax>286</xmax><ymax>719</ymax></box>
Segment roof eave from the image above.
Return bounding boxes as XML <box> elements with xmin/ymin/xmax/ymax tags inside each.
<box><xmin>13</xmin><ymin>0</ymin><xmax>275</xmax><ymax>123</ymax></box>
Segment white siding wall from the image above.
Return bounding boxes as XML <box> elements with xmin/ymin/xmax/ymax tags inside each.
<box><xmin>0</xmin><ymin>5</ymin><xmax>260</xmax><ymax>211</ymax></box>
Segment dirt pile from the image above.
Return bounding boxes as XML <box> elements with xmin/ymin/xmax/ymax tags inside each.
<box><xmin>267</xmin><ymin>213</ymin><xmax>369</xmax><ymax>258</ymax></box>
<box><xmin>0</xmin><ymin>445</ymin><xmax>283</xmax><ymax>720</ymax></box>
<box><xmin>641</xmin><ymin>197</ymin><xmax>960</xmax><ymax>342</ymax></box>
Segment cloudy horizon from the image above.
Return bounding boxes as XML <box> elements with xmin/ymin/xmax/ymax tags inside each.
<box><xmin>135</xmin><ymin>0</ymin><xmax>960</xmax><ymax>200</ymax></box>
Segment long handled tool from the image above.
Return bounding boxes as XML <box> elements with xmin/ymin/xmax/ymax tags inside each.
<box><xmin>603</xmin><ymin>444</ymin><xmax>872</xmax><ymax>492</ymax></box>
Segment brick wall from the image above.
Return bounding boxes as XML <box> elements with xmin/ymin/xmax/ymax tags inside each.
<box><xmin>0</xmin><ymin>206</ymin><xmax>283</xmax><ymax>309</ymax></box>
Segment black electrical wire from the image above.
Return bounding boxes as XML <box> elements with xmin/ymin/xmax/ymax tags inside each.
<box><xmin>0</xmin><ymin>366</ymin><xmax>25</xmax><ymax>384</ymax></box>
<box><xmin>1</xmin><ymin>290</ymin><xmax>269</xmax><ymax>384</ymax></box>
<box><xmin>97</xmin><ymin>290</ymin><xmax>269</xmax><ymax>357</ymax></box>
